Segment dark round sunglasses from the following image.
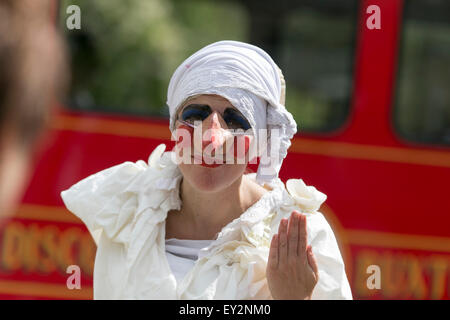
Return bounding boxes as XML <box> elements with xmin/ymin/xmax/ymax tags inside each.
<box><xmin>178</xmin><ymin>104</ymin><xmax>252</xmax><ymax>132</ymax></box>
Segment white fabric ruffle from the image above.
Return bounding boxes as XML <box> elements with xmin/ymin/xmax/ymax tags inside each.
<box><xmin>60</xmin><ymin>144</ymin><xmax>352</xmax><ymax>300</ymax></box>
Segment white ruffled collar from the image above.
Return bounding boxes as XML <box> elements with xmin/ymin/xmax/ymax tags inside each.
<box><xmin>132</xmin><ymin>145</ymin><xmax>282</xmax><ymax>248</ymax></box>
<box><xmin>137</xmin><ymin>144</ymin><xmax>327</xmax><ymax>258</ymax></box>
<box><xmin>144</xmin><ymin>144</ymin><xmax>326</xmax><ymax>210</ymax></box>
<box><xmin>118</xmin><ymin>144</ymin><xmax>328</xmax><ymax>297</ymax></box>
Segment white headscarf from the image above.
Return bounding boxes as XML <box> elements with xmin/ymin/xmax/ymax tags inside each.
<box><xmin>166</xmin><ymin>40</ymin><xmax>297</xmax><ymax>184</ymax></box>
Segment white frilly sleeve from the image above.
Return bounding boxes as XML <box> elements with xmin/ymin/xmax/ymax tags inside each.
<box><xmin>60</xmin><ymin>160</ymin><xmax>149</xmax><ymax>246</ymax></box>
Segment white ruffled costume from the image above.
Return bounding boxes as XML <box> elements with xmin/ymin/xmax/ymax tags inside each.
<box><xmin>60</xmin><ymin>144</ymin><xmax>353</xmax><ymax>299</ymax></box>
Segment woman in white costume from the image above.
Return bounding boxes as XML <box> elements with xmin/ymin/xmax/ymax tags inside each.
<box><xmin>61</xmin><ymin>40</ymin><xmax>353</xmax><ymax>300</ymax></box>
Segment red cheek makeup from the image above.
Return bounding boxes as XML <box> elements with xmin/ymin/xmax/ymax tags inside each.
<box><xmin>175</xmin><ymin>123</ymin><xmax>252</xmax><ymax>167</ymax></box>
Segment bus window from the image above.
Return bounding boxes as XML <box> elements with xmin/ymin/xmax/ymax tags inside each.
<box><xmin>59</xmin><ymin>0</ymin><xmax>247</xmax><ymax>117</ymax></box>
<box><xmin>394</xmin><ymin>0</ymin><xmax>450</xmax><ymax>147</ymax></box>
<box><xmin>278</xmin><ymin>1</ymin><xmax>358</xmax><ymax>133</ymax></box>
<box><xmin>60</xmin><ymin>0</ymin><xmax>357</xmax><ymax>134</ymax></box>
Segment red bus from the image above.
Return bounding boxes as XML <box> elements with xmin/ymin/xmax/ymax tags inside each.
<box><xmin>1</xmin><ymin>0</ymin><xmax>449</xmax><ymax>299</ymax></box>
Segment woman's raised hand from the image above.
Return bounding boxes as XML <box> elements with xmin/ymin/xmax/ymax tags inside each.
<box><xmin>266</xmin><ymin>211</ymin><xmax>319</xmax><ymax>300</ymax></box>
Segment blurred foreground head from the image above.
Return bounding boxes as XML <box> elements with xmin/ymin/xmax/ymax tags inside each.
<box><xmin>0</xmin><ymin>0</ymin><xmax>67</xmax><ymax>218</ymax></box>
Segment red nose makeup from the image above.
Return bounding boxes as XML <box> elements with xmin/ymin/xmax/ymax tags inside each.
<box><xmin>203</xmin><ymin>113</ymin><xmax>226</xmax><ymax>151</ymax></box>
<box><xmin>176</xmin><ymin>113</ymin><xmax>251</xmax><ymax>165</ymax></box>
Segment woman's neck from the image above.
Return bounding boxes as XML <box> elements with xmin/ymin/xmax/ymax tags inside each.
<box><xmin>169</xmin><ymin>175</ymin><xmax>267</xmax><ymax>240</ymax></box>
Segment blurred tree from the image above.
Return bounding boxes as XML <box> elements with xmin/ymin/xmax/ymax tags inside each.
<box><xmin>61</xmin><ymin>0</ymin><xmax>357</xmax><ymax>134</ymax></box>
<box><xmin>61</xmin><ymin>0</ymin><xmax>247</xmax><ymax>117</ymax></box>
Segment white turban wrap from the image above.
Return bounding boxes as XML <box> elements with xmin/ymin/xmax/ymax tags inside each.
<box><xmin>166</xmin><ymin>40</ymin><xmax>297</xmax><ymax>184</ymax></box>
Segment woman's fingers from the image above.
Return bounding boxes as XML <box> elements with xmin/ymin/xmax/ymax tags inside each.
<box><xmin>298</xmin><ymin>213</ymin><xmax>308</xmax><ymax>263</ymax></box>
<box><xmin>278</xmin><ymin>218</ymin><xmax>288</xmax><ymax>265</ymax></box>
<box><xmin>276</xmin><ymin>213</ymin><xmax>311</xmax><ymax>268</ymax></box>
<box><xmin>268</xmin><ymin>214</ymin><xmax>318</xmax><ymax>299</ymax></box>
<box><xmin>287</xmin><ymin>211</ymin><xmax>299</xmax><ymax>258</ymax></box>
<box><xmin>268</xmin><ymin>234</ymin><xmax>279</xmax><ymax>270</ymax></box>
<box><xmin>307</xmin><ymin>245</ymin><xmax>319</xmax><ymax>279</ymax></box>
